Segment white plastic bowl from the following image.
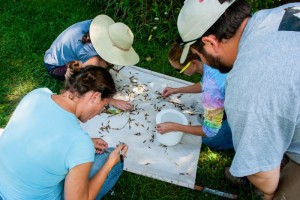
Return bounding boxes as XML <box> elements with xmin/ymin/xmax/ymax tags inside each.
<box><xmin>156</xmin><ymin>109</ymin><xmax>188</xmax><ymax>146</ymax></box>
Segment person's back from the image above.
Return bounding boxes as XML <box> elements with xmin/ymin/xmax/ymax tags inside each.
<box><xmin>176</xmin><ymin>0</ymin><xmax>300</xmax><ymax>198</ymax></box>
<box><xmin>44</xmin><ymin>20</ymin><xmax>97</xmax><ymax>69</ymax></box>
<box><xmin>225</xmin><ymin>3</ymin><xmax>300</xmax><ymax>176</ymax></box>
<box><xmin>0</xmin><ymin>88</ymin><xmax>94</xmax><ymax>199</ymax></box>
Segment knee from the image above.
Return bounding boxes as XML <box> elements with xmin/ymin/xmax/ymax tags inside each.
<box><xmin>109</xmin><ymin>161</ymin><xmax>124</xmax><ymax>177</ymax></box>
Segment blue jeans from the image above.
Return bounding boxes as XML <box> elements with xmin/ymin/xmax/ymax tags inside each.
<box><xmin>202</xmin><ymin>120</ymin><xmax>233</xmax><ymax>150</ymax></box>
<box><xmin>62</xmin><ymin>148</ymin><xmax>123</xmax><ymax>199</ymax></box>
<box><xmin>88</xmin><ymin>148</ymin><xmax>124</xmax><ymax>200</ymax></box>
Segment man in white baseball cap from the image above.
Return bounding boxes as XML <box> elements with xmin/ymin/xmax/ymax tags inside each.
<box><xmin>177</xmin><ymin>0</ymin><xmax>300</xmax><ymax>199</ymax></box>
<box><xmin>177</xmin><ymin>0</ymin><xmax>235</xmax><ymax>65</ymax></box>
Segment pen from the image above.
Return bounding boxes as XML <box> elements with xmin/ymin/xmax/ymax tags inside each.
<box><xmin>119</xmin><ymin>141</ymin><xmax>124</xmax><ymax>163</ymax></box>
<box><xmin>119</xmin><ymin>150</ymin><xmax>124</xmax><ymax>163</ymax></box>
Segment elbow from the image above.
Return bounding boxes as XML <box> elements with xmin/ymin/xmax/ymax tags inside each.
<box><xmin>202</xmin><ymin>126</ymin><xmax>217</xmax><ymax>138</ymax></box>
<box><xmin>247</xmin><ymin>167</ymin><xmax>280</xmax><ymax>197</ymax></box>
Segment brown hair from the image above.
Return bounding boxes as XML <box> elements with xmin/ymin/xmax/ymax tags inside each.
<box><xmin>194</xmin><ymin>0</ymin><xmax>251</xmax><ymax>53</ymax></box>
<box><xmin>168</xmin><ymin>42</ymin><xmax>199</xmax><ymax>66</ymax></box>
<box><xmin>64</xmin><ymin>65</ymin><xmax>116</xmax><ymax>99</ymax></box>
<box><xmin>80</xmin><ymin>32</ymin><xmax>91</xmax><ymax>44</ymax></box>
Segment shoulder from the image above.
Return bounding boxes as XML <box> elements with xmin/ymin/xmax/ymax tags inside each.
<box><xmin>69</xmin><ymin>20</ymin><xmax>92</xmax><ymax>31</ymax></box>
<box><xmin>203</xmin><ymin>65</ymin><xmax>227</xmax><ymax>89</ymax></box>
<box><xmin>21</xmin><ymin>88</ymin><xmax>52</xmax><ymax>102</ymax></box>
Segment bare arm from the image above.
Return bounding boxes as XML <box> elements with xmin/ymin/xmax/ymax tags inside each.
<box><xmin>162</xmin><ymin>83</ymin><xmax>202</xmax><ymax>98</ymax></box>
<box><xmin>64</xmin><ymin>162</ymin><xmax>92</xmax><ymax>200</ymax></box>
<box><xmin>247</xmin><ymin>166</ymin><xmax>280</xmax><ymax>200</ymax></box>
<box><xmin>64</xmin><ymin>144</ymin><xmax>128</xmax><ymax>200</ymax></box>
<box><xmin>157</xmin><ymin>123</ymin><xmax>206</xmax><ymax>137</ymax></box>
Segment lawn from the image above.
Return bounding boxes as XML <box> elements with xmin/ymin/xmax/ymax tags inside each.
<box><xmin>0</xmin><ymin>0</ymin><xmax>282</xmax><ymax>199</ymax></box>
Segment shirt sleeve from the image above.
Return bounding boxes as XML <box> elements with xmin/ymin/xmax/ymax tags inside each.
<box><xmin>202</xmin><ymin>81</ymin><xmax>225</xmax><ymax>138</ymax></box>
<box><xmin>228</xmin><ymin>109</ymin><xmax>295</xmax><ymax>177</ymax></box>
<box><xmin>65</xmin><ymin>133</ymin><xmax>95</xmax><ymax>170</ymax></box>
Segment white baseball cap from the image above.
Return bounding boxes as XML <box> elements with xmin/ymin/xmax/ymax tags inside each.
<box><xmin>177</xmin><ymin>0</ymin><xmax>236</xmax><ymax>63</ymax></box>
<box><xmin>90</xmin><ymin>15</ymin><xmax>140</xmax><ymax>66</ymax></box>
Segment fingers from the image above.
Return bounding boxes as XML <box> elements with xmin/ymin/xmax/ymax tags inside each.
<box><xmin>156</xmin><ymin>123</ymin><xmax>173</xmax><ymax>134</ymax></box>
<box><xmin>107</xmin><ymin>143</ymin><xmax>128</xmax><ymax>164</ymax></box>
<box><xmin>92</xmin><ymin>138</ymin><xmax>108</xmax><ymax>154</ymax></box>
<box><xmin>121</xmin><ymin>102</ymin><xmax>132</xmax><ymax>111</ymax></box>
<box><xmin>112</xmin><ymin>99</ymin><xmax>133</xmax><ymax>111</ymax></box>
<box><xmin>116</xmin><ymin>143</ymin><xmax>128</xmax><ymax>156</ymax></box>
<box><xmin>162</xmin><ymin>88</ymin><xmax>169</xmax><ymax>98</ymax></box>
<box><xmin>64</xmin><ymin>68</ymin><xmax>74</xmax><ymax>80</ymax></box>
<box><xmin>162</xmin><ymin>87</ymin><xmax>173</xmax><ymax>98</ymax></box>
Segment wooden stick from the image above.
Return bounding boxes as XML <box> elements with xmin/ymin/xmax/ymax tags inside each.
<box><xmin>194</xmin><ymin>185</ymin><xmax>238</xmax><ymax>199</ymax></box>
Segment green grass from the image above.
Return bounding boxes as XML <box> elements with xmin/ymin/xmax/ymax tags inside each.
<box><xmin>0</xmin><ymin>0</ymin><xmax>282</xmax><ymax>199</ymax></box>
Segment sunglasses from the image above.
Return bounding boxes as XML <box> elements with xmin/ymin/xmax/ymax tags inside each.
<box><xmin>175</xmin><ymin>61</ymin><xmax>191</xmax><ymax>74</ymax></box>
<box><xmin>176</xmin><ymin>37</ymin><xmax>199</xmax><ymax>48</ymax></box>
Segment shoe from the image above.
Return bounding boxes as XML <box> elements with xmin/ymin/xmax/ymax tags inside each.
<box><xmin>224</xmin><ymin>167</ymin><xmax>251</xmax><ymax>190</ymax></box>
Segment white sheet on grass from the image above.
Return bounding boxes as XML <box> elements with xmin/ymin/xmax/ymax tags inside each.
<box><xmin>81</xmin><ymin>66</ymin><xmax>204</xmax><ymax>189</ymax></box>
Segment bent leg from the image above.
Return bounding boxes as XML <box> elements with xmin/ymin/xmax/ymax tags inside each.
<box><xmin>202</xmin><ymin>120</ymin><xmax>233</xmax><ymax>150</ymax></box>
<box><xmin>89</xmin><ymin>148</ymin><xmax>124</xmax><ymax>200</ymax></box>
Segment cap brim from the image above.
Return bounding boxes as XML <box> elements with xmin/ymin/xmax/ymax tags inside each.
<box><xmin>180</xmin><ymin>46</ymin><xmax>189</xmax><ymax>64</ymax></box>
<box><xmin>179</xmin><ymin>41</ymin><xmax>196</xmax><ymax>64</ymax></box>
<box><xmin>90</xmin><ymin>15</ymin><xmax>139</xmax><ymax>66</ymax></box>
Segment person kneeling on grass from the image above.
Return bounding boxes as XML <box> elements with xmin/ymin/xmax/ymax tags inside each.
<box><xmin>0</xmin><ymin>66</ymin><xmax>127</xmax><ymax>200</ymax></box>
<box><xmin>44</xmin><ymin>14</ymin><xmax>139</xmax><ymax>111</ymax></box>
<box><xmin>177</xmin><ymin>0</ymin><xmax>300</xmax><ymax>198</ymax></box>
<box><xmin>156</xmin><ymin>42</ymin><xmax>233</xmax><ymax>151</ymax></box>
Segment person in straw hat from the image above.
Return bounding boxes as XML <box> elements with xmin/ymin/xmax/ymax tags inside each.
<box><xmin>44</xmin><ymin>14</ymin><xmax>139</xmax><ymax>111</ymax></box>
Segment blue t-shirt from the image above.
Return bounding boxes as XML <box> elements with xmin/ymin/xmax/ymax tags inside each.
<box><xmin>0</xmin><ymin>88</ymin><xmax>94</xmax><ymax>199</ymax></box>
<box><xmin>44</xmin><ymin>20</ymin><xmax>98</xmax><ymax>70</ymax></box>
<box><xmin>225</xmin><ymin>3</ymin><xmax>300</xmax><ymax>177</ymax></box>
<box><xmin>201</xmin><ymin>65</ymin><xmax>227</xmax><ymax>137</ymax></box>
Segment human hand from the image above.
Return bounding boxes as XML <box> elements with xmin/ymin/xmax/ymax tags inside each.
<box><xmin>92</xmin><ymin>138</ymin><xmax>108</xmax><ymax>154</ymax></box>
<box><xmin>162</xmin><ymin>87</ymin><xmax>176</xmax><ymax>98</ymax></box>
<box><xmin>65</xmin><ymin>60</ymin><xmax>84</xmax><ymax>80</ymax></box>
<box><xmin>156</xmin><ymin>122</ymin><xmax>178</xmax><ymax>134</ymax></box>
<box><xmin>108</xmin><ymin>143</ymin><xmax>128</xmax><ymax>165</ymax></box>
<box><xmin>64</xmin><ymin>67</ymin><xmax>74</xmax><ymax>80</ymax></box>
<box><xmin>110</xmin><ymin>99</ymin><xmax>132</xmax><ymax>111</ymax></box>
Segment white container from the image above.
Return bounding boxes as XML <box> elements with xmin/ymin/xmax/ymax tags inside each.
<box><xmin>155</xmin><ymin>109</ymin><xmax>188</xmax><ymax>146</ymax></box>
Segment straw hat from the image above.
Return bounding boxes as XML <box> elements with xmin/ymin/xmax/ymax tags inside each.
<box><xmin>90</xmin><ymin>15</ymin><xmax>140</xmax><ymax>66</ymax></box>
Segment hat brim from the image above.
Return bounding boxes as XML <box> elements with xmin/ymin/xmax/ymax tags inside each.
<box><xmin>90</xmin><ymin>15</ymin><xmax>139</xmax><ymax>66</ymax></box>
<box><xmin>180</xmin><ymin>41</ymin><xmax>196</xmax><ymax>64</ymax></box>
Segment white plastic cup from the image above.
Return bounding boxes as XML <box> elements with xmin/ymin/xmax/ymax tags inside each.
<box><xmin>156</xmin><ymin>109</ymin><xmax>188</xmax><ymax>146</ymax></box>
